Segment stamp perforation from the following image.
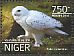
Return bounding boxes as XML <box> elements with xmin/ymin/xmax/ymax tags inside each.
<box><xmin>0</xmin><ymin>0</ymin><xmax>2</xmax><ymax>41</ymax></box>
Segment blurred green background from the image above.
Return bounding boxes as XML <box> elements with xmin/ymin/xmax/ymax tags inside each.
<box><xmin>2</xmin><ymin>0</ymin><xmax>74</xmax><ymax>50</ymax></box>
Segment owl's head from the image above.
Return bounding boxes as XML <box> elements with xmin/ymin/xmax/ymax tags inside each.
<box><xmin>12</xmin><ymin>6</ymin><xmax>29</xmax><ymax>18</ymax></box>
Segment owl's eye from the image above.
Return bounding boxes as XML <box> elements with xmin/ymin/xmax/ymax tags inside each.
<box><xmin>17</xmin><ymin>10</ymin><xmax>21</xmax><ymax>12</ymax></box>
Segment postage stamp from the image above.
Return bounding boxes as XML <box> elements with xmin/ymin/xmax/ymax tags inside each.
<box><xmin>0</xmin><ymin>0</ymin><xmax>74</xmax><ymax>56</ymax></box>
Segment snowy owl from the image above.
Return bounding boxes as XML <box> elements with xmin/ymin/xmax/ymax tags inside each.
<box><xmin>12</xmin><ymin>6</ymin><xmax>68</xmax><ymax>47</ymax></box>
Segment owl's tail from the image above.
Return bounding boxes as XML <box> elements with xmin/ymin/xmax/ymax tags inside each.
<box><xmin>53</xmin><ymin>28</ymin><xmax>69</xmax><ymax>35</ymax></box>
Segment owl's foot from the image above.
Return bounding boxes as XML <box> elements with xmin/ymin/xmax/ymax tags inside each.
<box><xmin>17</xmin><ymin>35</ymin><xmax>25</xmax><ymax>39</ymax></box>
<box><xmin>34</xmin><ymin>42</ymin><xmax>43</xmax><ymax>47</ymax></box>
<box><xmin>34</xmin><ymin>43</ymin><xmax>40</xmax><ymax>47</ymax></box>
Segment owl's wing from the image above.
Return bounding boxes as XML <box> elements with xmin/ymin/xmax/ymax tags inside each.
<box><xmin>26</xmin><ymin>10</ymin><xmax>63</xmax><ymax>30</ymax></box>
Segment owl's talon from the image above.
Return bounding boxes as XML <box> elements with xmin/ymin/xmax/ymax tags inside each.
<box><xmin>34</xmin><ymin>43</ymin><xmax>40</xmax><ymax>47</ymax></box>
<box><xmin>17</xmin><ymin>35</ymin><xmax>26</xmax><ymax>40</ymax></box>
<box><xmin>34</xmin><ymin>42</ymin><xmax>43</xmax><ymax>47</ymax></box>
<box><xmin>40</xmin><ymin>42</ymin><xmax>43</xmax><ymax>45</ymax></box>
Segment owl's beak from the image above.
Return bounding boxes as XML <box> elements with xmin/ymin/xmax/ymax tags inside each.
<box><xmin>14</xmin><ymin>14</ymin><xmax>20</xmax><ymax>16</ymax></box>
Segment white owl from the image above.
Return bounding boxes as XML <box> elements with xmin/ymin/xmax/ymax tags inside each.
<box><xmin>12</xmin><ymin>6</ymin><xmax>68</xmax><ymax>47</ymax></box>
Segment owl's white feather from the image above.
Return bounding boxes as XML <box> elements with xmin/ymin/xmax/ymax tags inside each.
<box><xmin>26</xmin><ymin>10</ymin><xmax>63</xmax><ymax>30</ymax></box>
<box><xmin>12</xmin><ymin>6</ymin><xmax>68</xmax><ymax>47</ymax></box>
